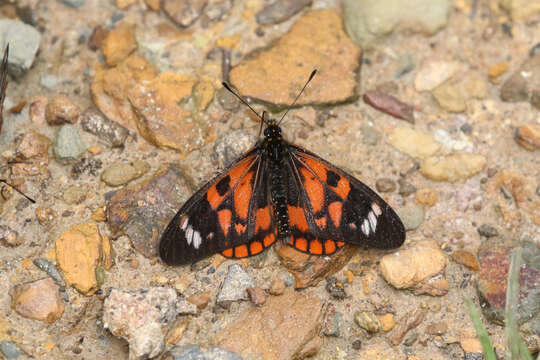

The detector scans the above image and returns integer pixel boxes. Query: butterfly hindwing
[159,146,276,265]
[284,144,405,254]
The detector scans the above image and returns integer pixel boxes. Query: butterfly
[159,70,405,265]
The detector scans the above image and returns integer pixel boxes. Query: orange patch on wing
[263,233,275,247]
[300,167,325,213]
[324,240,337,254]
[309,239,323,255]
[328,201,342,227]
[255,207,271,231]
[333,177,351,200]
[218,209,232,236]
[302,157,350,199]
[295,237,308,252]
[303,157,328,183]
[207,156,255,209]
[222,248,233,257]
[233,171,254,220]
[315,216,327,229]
[234,244,249,258]
[207,186,227,210]
[250,241,263,254]
[288,206,309,232]
[337,241,345,247]
[235,223,247,235]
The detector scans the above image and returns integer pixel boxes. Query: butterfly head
[262,111,282,139]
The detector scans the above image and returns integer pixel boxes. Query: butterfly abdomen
[264,123,291,240]
[269,159,290,239]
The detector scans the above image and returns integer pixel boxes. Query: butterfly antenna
[0,179,36,203]
[222,82,262,120]
[0,44,9,134]
[278,69,317,125]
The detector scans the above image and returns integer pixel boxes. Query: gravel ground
[0,0,539,359]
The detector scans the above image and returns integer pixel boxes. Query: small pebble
[0,341,23,360]
[354,311,382,333]
[415,188,438,206]
[247,287,267,306]
[363,90,415,123]
[351,339,362,350]
[52,125,87,164]
[325,276,346,300]
[216,264,255,307]
[488,61,509,80]
[269,277,286,295]
[40,74,58,89]
[0,225,23,247]
[46,93,80,125]
[477,224,498,237]
[375,178,396,193]
[452,250,479,271]
[80,108,129,148]
[361,125,380,145]
[61,0,85,7]
[398,179,416,196]
[397,202,425,231]
[425,322,448,335]
[255,0,312,25]
[186,292,211,310]
[100,161,150,187]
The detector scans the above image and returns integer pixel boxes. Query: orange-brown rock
[276,242,357,289]
[144,0,160,11]
[10,278,65,323]
[452,249,479,271]
[514,124,540,151]
[128,72,213,155]
[230,10,361,108]
[217,289,323,359]
[101,22,137,66]
[91,55,158,133]
[55,223,112,295]
[11,130,51,176]
[45,93,81,125]
[487,170,540,228]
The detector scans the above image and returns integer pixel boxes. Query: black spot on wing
[326,170,340,187]
[216,175,230,196]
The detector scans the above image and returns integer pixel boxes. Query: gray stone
[256,0,312,25]
[0,20,41,78]
[52,125,87,164]
[167,344,243,360]
[217,264,254,307]
[80,108,129,148]
[0,341,22,360]
[213,130,256,168]
[361,125,380,145]
[40,74,58,90]
[60,0,85,7]
[397,202,424,231]
[343,0,450,47]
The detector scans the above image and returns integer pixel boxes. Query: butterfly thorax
[263,122,291,240]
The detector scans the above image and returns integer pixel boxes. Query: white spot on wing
[372,202,382,216]
[193,231,202,249]
[362,219,370,236]
[368,211,377,232]
[186,226,194,245]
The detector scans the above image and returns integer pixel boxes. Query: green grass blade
[505,247,533,360]
[465,298,497,360]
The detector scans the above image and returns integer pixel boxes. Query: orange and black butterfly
[159,70,405,265]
